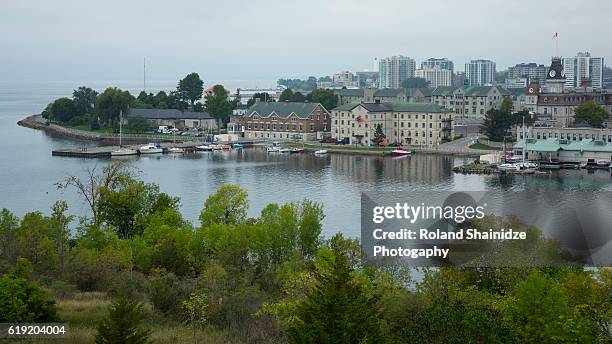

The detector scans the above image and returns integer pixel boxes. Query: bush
[0,273,57,322]
[48,280,79,299]
[95,295,151,344]
[146,268,185,315]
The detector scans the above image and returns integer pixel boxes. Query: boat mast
[119,109,123,147]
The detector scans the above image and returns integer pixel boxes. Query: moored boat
[290,148,305,154]
[279,148,291,153]
[196,144,212,151]
[111,147,138,156]
[168,147,185,153]
[390,149,411,157]
[232,143,243,149]
[267,146,280,153]
[314,149,328,155]
[138,143,163,154]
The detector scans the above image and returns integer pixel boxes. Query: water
[1,81,611,238]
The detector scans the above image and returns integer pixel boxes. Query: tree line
[0,161,610,343]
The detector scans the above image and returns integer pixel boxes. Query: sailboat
[168,129,185,153]
[111,109,138,156]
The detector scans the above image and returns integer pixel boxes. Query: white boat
[196,144,212,151]
[168,147,185,153]
[267,146,280,153]
[279,148,291,153]
[314,149,328,155]
[139,143,163,154]
[111,147,137,156]
[210,144,222,151]
[111,110,138,156]
[497,163,519,172]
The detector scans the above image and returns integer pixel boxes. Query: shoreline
[18,115,489,157]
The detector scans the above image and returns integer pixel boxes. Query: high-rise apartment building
[379,55,416,89]
[415,68,452,87]
[421,58,454,73]
[464,59,496,86]
[508,63,547,85]
[563,52,604,88]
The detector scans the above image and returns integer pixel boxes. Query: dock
[52,141,257,158]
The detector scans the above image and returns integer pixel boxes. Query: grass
[10,291,240,344]
[469,143,498,150]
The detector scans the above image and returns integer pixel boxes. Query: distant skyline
[1,0,610,84]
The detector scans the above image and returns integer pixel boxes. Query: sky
[1,0,611,85]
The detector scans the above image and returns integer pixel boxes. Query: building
[378,56,416,89]
[334,88,433,105]
[508,63,547,85]
[233,86,286,105]
[415,68,453,87]
[516,124,612,143]
[453,72,466,87]
[128,108,217,130]
[356,71,379,88]
[505,77,528,89]
[331,102,453,147]
[421,58,454,72]
[430,85,510,117]
[230,101,330,141]
[465,59,496,86]
[513,138,612,164]
[332,71,358,88]
[563,52,604,89]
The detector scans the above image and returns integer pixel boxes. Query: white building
[563,52,604,89]
[508,63,547,85]
[421,58,454,72]
[332,71,357,87]
[233,86,286,105]
[505,77,528,89]
[379,56,416,89]
[415,68,452,87]
[465,59,496,86]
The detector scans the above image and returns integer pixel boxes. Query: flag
[356,115,364,123]
[552,32,558,39]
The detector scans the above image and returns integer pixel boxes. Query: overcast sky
[1,0,610,84]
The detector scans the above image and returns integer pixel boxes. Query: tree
[50,97,77,123]
[204,85,233,124]
[56,162,135,226]
[401,77,430,88]
[246,92,273,107]
[286,233,385,343]
[279,89,295,102]
[573,101,608,128]
[199,185,248,227]
[481,97,514,142]
[126,116,154,133]
[177,72,204,107]
[96,87,134,128]
[0,273,57,322]
[72,86,98,115]
[372,124,386,145]
[307,88,338,110]
[95,295,151,344]
[292,92,306,102]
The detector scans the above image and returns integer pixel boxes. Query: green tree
[50,97,77,123]
[307,88,339,110]
[0,208,19,264]
[177,72,204,107]
[573,100,608,128]
[126,116,154,133]
[246,92,273,107]
[286,234,385,343]
[199,185,249,227]
[95,295,151,344]
[292,92,306,102]
[401,77,430,88]
[96,87,134,128]
[372,124,386,145]
[0,273,57,322]
[204,85,233,124]
[279,88,295,102]
[72,86,98,115]
[481,97,514,142]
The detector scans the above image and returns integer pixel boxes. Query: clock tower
[544,57,566,93]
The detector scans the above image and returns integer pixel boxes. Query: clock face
[549,70,556,78]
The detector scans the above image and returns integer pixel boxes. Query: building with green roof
[331,101,453,147]
[513,138,612,164]
[230,101,330,141]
